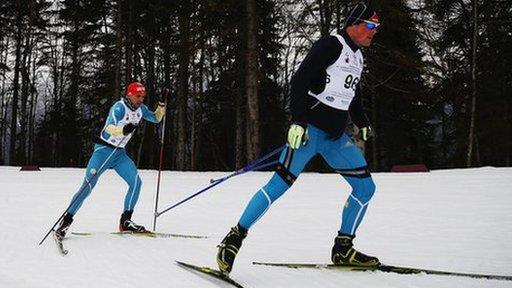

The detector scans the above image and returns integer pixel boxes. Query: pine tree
[363,0,427,170]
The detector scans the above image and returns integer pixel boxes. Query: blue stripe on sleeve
[140,104,158,123]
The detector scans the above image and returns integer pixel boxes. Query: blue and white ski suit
[67,98,161,215]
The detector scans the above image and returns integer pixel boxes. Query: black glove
[122,123,137,135]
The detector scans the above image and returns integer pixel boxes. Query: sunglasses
[361,19,380,30]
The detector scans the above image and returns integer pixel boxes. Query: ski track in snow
[1,166,512,288]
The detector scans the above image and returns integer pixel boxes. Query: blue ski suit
[67,98,162,215]
[238,30,376,236]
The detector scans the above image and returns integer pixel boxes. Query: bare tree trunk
[190,90,196,170]
[50,37,63,166]
[145,43,156,166]
[245,0,260,163]
[506,91,511,166]
[69,20,80,108]
[54,38,66,166]
[125,0,133,82]
[371,92,378,171]
[9,0,24,165]
[29,49,38,163]
[235,26,245,169]
[191,40,205,171]
[176,0,191,170]
[19,0,34,164]
[114,0,123,98]
[236,92,245,169]
[0,37,9,163]
[162,21,173,170]
[20,46,30,164]
[63,15,81,167]
[466,0,478,167]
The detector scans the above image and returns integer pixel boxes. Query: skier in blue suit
[217,2,381,273]
[55,82,167,240]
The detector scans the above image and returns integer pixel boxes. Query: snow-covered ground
[1,166,512,288]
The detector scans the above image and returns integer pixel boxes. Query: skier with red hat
[54,82,168,240]
[216,1,381,274]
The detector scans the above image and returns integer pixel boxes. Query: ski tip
[176,260,244,287]
[175,261,212,272]
[175,260,192,268]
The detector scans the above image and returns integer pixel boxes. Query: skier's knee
[365,178,376,199]
[360,178,375,202]
[263,175,291,203]
[353,178,376,203]
[124,173,142,190]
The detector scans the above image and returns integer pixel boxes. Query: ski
[252,262,512,281]
[176,261,244,288]
[52,230,68,255]
[71,231,207,239]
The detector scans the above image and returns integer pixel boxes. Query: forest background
[0,0,510,172]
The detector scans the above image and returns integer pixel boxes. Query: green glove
[287,123,308,149]
[359,126,373,141]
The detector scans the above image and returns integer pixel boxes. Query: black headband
[344,2,376,27]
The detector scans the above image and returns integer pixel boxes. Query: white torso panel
[309,34,364,111]
[100,100,143,148]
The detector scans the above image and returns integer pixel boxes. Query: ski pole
[38,136,128,246]
[210,158,280,185]
[209,144,285,183]
[156,158,281,217]
[152,90,169,231]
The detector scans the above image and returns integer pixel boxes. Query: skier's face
[127,93,146,108]
[350,22,378,47]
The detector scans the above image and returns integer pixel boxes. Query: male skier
[217,1,381,273]
[54,82,167,240]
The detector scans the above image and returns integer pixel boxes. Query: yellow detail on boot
[333,236,380,267]
[346,248,379,267]
[216,248,230,273]
[217,258,229,272]
[216,244,239,273]
[226,245,239,255]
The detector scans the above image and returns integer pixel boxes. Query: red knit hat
[126,82,146,97]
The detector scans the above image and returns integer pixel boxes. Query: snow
[1,166,512,288]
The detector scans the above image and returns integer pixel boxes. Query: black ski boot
[331,233,380,267]
[119,210,147,232]
[55,213,74,241]
[216,224,247,274]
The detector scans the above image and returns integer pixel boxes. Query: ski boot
[216,224,247,274]
[331,233,380,267]
[119,210,147,232]
[55,213,74,241]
